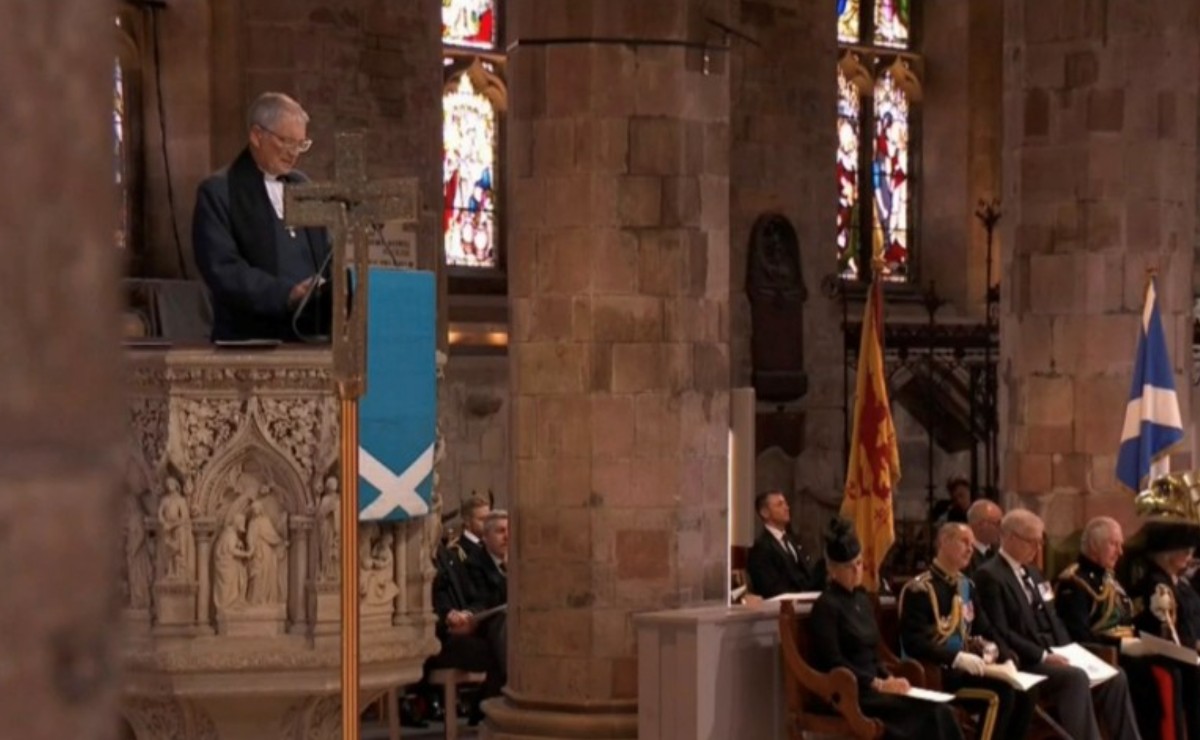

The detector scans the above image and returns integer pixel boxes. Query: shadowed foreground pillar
[0,1,124,738]
[491,0,732,736]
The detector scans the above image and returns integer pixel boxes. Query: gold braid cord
[901,574,964,644]
[953,688,999,740]
[1059,564,1122,636]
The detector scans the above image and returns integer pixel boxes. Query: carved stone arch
[194,409,309,524]
[122,697,217,740]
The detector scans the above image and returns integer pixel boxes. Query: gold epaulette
[447,538,468,563]
[898,572,933,616]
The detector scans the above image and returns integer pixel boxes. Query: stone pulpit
[120,345,440,739]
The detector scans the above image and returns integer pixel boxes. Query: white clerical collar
[463,530,481,545]
[263,172,285,220]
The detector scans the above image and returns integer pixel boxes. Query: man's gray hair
[247,92,309,131]
[483,509,509,534]
[1000,509,1042,537]
[937,522,971,548]
[1081,517,1120,555]
[967,499,1001,526]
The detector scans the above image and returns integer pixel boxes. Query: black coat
[745,528,822,598]
[1054,555,1135,645]
[899,563,1011,667]
[465,545,507,614]
[974,555,1069,668]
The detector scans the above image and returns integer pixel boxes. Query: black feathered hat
[824,516,862,564]
[1143,520,1200,553]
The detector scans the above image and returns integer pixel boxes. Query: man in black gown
[808,517,965,740]
[900,522,1034,739]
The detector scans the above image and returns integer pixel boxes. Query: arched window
[836,0,921,284]
[114,9,144,265]
[442,1,506,272]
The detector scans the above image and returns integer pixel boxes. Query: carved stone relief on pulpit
[156,476,196,582]
[123,697,217,740]
[360,523,400,608]
[122,462,155,612]
[280,695,340,740]
[314,475,341,582]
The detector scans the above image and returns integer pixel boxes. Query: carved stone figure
[157,476,196,582]
[316,476,341,581]
[745,212,808,403]
[360,525,399,606]
[246,500,287,606]
[213,514,251,610]
[124,495,152,609]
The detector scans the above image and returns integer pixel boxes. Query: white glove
[952,651,987,676]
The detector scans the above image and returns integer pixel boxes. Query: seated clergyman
[900,522,1033,739]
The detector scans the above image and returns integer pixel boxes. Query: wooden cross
[283,132,418,740]
[285,132,419,396]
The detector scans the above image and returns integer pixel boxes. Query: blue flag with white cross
[1115,277,1184,492]
[358,268,436,521]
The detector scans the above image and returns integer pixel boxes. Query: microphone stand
[292,243,335,343]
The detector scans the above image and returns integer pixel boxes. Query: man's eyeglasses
[257,124,313,154]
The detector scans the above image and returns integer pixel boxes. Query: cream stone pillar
[0,0,123,736]
[194,518,217,634]
[1001,1,1198,537]
[288,516,312,634]
[493,1,731,736]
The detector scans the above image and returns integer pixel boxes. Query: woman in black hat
[807,517,964,740]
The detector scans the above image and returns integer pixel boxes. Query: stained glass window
[837,0,861,45]
[442,0,497,49]
[443,73,497,268]
[873,0,911,50]
[871,71,910,281]
[113,56,128,251]
[836,1,919,282]
[836,69,861,279]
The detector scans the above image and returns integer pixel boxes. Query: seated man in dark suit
[965,500,1002,578]
[745,490,822,598]
[974,509,1141,740]
[463,510,508,716]
[900,522,1034,739]
[1056,516,1174,740]
[453,494,490,563]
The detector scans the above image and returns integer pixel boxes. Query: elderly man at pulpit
[192,91,331,342]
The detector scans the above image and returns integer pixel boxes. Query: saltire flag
[358,269,437,521]
[1116,276,1184,492]
[841,277,900,593]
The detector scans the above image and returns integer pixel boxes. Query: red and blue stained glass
[871,71,910,281]
[836,68,861,279]
[837,0,861,45]
[443,74,497,268]
[442,0,497,49]
[114,57,127,250]
[873,0,911,50]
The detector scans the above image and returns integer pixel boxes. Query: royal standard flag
[1116,276,1184,492]
[358,269,436,521]
[841,278,900,593]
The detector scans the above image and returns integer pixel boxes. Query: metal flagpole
[340,391,360,740]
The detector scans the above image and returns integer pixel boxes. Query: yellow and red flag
[840,278,900,592]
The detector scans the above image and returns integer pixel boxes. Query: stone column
[493,0,730,736]
[194,518,217,634]
[1000,1,1198,537]
[0,0,123,735]
[391,521,408,621]
[288,516,312,634]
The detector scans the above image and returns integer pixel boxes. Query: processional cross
[285,132,418,740]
